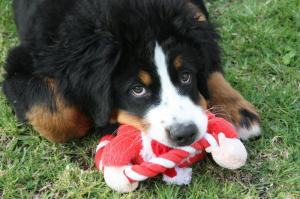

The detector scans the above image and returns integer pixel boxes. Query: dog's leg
[26,79,92,143]
[4,76,91,143]
[3,47,91,143]
[207,72,261,140]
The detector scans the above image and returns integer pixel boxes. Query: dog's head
[69,0,220,147]
[106,0,220,147]
[113,43,209,147]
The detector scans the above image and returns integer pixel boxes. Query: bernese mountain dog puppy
[3,0,260,146]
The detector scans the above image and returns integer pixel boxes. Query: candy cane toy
[94,112,247,193]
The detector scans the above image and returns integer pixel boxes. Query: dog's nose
[168,123,198,146]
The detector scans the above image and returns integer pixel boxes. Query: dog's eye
[180,73,192,84]
[131,86,147,97]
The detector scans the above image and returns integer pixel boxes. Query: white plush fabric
[163,167,192,185]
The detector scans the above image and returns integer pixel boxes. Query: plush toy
[94,112,247,193]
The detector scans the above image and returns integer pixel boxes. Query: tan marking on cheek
[198,93,208,109]
[26,79,91,143]
[174,55,183,70]
[109,109,119,123]
[139,70,152,86]
[116,110,149,132]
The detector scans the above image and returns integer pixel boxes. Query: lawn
[0,0,299,198]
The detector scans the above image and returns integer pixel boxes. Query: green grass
[0,0,299,198]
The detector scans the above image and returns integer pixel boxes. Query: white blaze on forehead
[154,44,174,99]
[144,43,208,147]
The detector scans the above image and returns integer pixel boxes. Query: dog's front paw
[207,72,261,140]
[237,107,261,140]
[228,100,261,140]
[210,97,261,141]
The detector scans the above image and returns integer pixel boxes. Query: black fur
[3,0,221,128]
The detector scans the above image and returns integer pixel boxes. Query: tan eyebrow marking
[111,109,149,132]
[138,70,152,86]
[174,55,183,70]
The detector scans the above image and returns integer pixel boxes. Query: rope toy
[94,112,247,193]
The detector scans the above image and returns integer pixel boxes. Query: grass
[0,0,299,198]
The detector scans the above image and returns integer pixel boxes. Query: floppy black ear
[190,23,221,98]
[191,23,221,99]
[77,54,119,126]
[36,31,121,127]
[68,43,121,127]
[173,3,221,98]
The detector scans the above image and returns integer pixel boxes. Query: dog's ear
[173,1,221,98]
[38,32,121,127]
[74,43,121,127]
[190,23,221,98]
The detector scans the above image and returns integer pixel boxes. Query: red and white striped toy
[94,112,247,193]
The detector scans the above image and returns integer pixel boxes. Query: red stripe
[130,149,191,178]
[123,169,136,183]
[132,162,165,177]
[179,152,206,168]
[160,149,189,163]
[192,139,206,150]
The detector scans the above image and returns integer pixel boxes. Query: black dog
[3,0,260,145]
